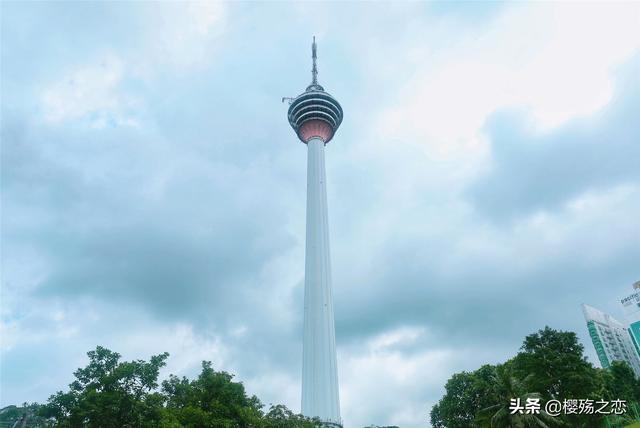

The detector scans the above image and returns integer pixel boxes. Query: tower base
[319,422,343,428]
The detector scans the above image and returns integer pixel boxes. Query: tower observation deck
[287,37,343,144]
[285,37,343,428]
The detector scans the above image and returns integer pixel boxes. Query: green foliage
[161,361,264,427]
[29,346,313,428]
[513,326,605,427]
[263,404,318,428]
[431,326,640,428]
[40,346,169,427]
[429,365,499,428]
[512,326,600,402]
[476,365,559,428]
[600,361,640,404]
[0,403,48,427]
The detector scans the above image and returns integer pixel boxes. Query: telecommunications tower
[285,37,344,427]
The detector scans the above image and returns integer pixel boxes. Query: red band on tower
[298,120,334,143]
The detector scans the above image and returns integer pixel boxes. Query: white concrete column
[302,137,341,425]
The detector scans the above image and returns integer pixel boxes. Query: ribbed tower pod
[285,37,344,428]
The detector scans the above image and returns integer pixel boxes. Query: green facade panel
[629,322,640,358]
[587,320,610,368]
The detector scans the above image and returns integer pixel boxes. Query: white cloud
[5,2,640,427]
[245,370,301,412]
[0,320,19,352]
[339,328,458,428]
[436,184,640,282]
[377,2,640,163]
[38,2,227,127]
[1,298,234,401]
[40,54,140,128]
[137,1,226,72]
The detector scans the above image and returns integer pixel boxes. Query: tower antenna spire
[311,36,318,85]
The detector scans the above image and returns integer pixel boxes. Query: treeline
[4,327,640,428]
[1,346,318,428]
[430,326,640,428]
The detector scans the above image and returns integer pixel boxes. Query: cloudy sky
[1,1,639,427]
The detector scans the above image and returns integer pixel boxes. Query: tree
[512,327,605,427]
[161,363,317,428]
[430,365,499,428]
[476,365,559,428]
[161,361,264,427]
[6,346,330,427]
[430,327,630,428]
[599,361,640,423]
[32,345,318,428]
[600,361,640,403]
[512,326,600,401]
[0,403,48,427]
[263,404,317,428]
[40,346,169,427]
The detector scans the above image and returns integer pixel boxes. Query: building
[581,303,640,377]
[285,38,344,428]
[621,280,640,358]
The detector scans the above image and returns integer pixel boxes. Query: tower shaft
[302,137,341,425]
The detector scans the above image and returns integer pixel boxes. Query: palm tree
[476,365,562,428]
